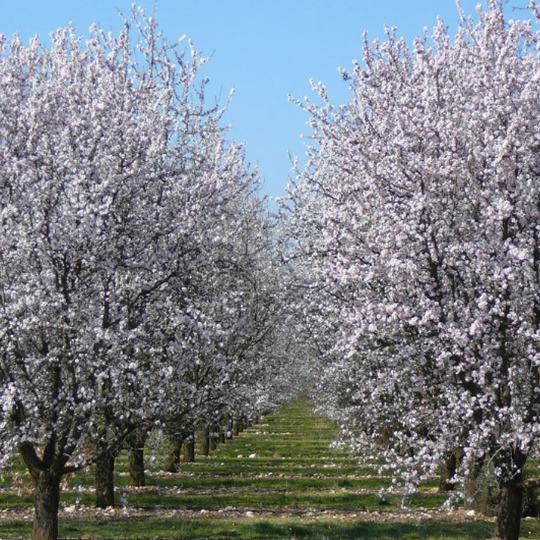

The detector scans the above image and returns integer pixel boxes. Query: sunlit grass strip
[0,490,453,511]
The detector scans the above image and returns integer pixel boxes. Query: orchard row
[3,3,540,540]
[287,3,540,540]
[0,9,299,540]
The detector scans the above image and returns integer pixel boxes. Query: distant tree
[287,2,540,539]
[155,158,293,466]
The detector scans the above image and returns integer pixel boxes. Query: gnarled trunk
[20,439,64,540]
[32,469,61,540]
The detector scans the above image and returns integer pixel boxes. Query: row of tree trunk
[94,419,249,508]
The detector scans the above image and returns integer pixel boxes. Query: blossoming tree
[0,9,284,539]
[287,2,540,539]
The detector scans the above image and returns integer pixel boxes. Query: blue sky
[0,1,520,202]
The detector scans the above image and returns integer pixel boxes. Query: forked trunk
[95,449,116,508]
[32,469,61,540]
[495,475,523,540]
[128,431,146,487]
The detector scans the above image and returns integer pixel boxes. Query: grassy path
[1,398,539,538]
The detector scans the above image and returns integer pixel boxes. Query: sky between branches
[0,0,526,203]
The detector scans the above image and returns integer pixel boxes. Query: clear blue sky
[0,1,523,202]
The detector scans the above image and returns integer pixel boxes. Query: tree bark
[522,480,539,517]
[32,469,61,540]
[464,455,485,508]
[226,418,234,439]
[20,439,64,540]
[200,427,210,457]
[438,450,458,492]
[219,426,226,444]
[495,474,524,540]
[95,449,116,508]
[210,425,218,451]
[127,430,146,487]
[163,436,183,472]
[233,419,243,436]
[182,432,195,463]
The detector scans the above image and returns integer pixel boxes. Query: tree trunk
[95,449,116,508]
[210,425,218,451]
[495,474,523,540]
[226,418,234,439]
[522,480,539,517]
[182,433,195,463]
[464,455,501,516]
[219,426,226,444]
[200,427,210,457]
[32,469,61,540]
[464,456,485,507]
[438,451,458,492]
[163,436,183,472]
[128,431,146,487]
[233,419,243,436]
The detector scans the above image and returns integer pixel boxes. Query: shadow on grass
[252,520,498,539]
[0,517,524,540]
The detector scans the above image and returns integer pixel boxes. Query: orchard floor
[1,398,540,539]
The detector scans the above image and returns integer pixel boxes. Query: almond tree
[287,2,540,539]
[0,10,235,539]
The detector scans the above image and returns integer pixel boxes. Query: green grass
[81,491,449,511]
[0,516,525,540]
[71,473,396,490]
[0,397,538,538]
